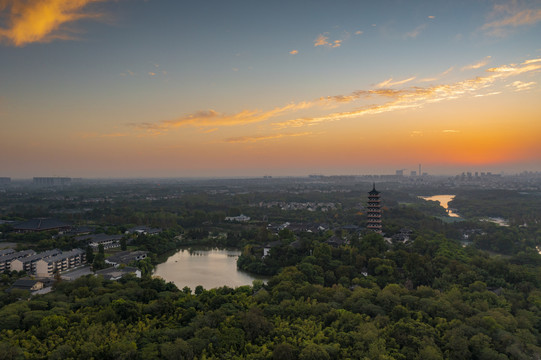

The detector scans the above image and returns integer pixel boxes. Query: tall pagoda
[366,183,382,233]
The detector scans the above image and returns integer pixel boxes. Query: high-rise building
[366,183,382,233]
[33,177,71,186]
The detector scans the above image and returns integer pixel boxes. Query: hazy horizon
[4,165,539,181]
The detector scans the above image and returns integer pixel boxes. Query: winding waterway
[153,248,266,290]
[419,195,460,217]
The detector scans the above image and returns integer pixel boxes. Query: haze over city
[1,0,540,178]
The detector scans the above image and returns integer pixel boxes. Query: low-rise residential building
[67,226,94,236]
[35,249,86,277]
[225,214,250,222]
[127,226,161,235]
[105,251,148,267]
[10,279,44,292]
[78,234,123,250]
[95,266,141,280]
[10,249,62,274]
[0,250,36,272]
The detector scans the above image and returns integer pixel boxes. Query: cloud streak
[508,80,536,91]
[483,4,541,36]
[224,132,312,143]
[79,132,129,139]
[376,77,416,88]
[273,58,541,129]
[133,102,317,134]
[0,0,108,47]
[131,57,540,137]
[462,56,491,70]
[405,24,427,38]
[419,67,454,82]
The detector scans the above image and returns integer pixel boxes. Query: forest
[0,178,540,359]
[1,232,541,359]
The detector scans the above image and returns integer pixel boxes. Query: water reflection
[419,195,460,217]
[153,248,266,290]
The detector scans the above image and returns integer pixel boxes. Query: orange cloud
[130,57,540,138]
[274,58,541,129]
[0,0,107,47]
[289,49,298,55]
[134,102,317,133]
[314,33,342,48]
[314,34,329,47]
[523,58,541,65]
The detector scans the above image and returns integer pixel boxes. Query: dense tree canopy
[1,231,541,359]
[1,179,540,358]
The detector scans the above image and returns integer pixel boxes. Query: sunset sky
[1,0,540,178]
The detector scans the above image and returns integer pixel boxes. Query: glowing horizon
[1,1,540,178]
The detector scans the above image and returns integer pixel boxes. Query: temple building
[367,183,382,233]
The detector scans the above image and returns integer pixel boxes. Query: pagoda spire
[366,183,382,233]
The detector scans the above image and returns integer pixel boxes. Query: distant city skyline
[1,167,538,181]
[1,1,540,178]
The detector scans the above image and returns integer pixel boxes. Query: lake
[153,248,266,290]
[419,195,460,217]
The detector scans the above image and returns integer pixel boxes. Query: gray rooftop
[39,249,85,264]
[0,250,37,263]
[14,249,62,263]
[13,218,71,231]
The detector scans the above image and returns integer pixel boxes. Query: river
[419,195,460,217]
[153,248,266,290]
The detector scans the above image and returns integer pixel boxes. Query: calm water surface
[154,248,265,290]
[419,195,460,217]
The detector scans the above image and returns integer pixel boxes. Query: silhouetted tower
[367,183,382,233]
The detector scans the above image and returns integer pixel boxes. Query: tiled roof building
[35,249,86,277]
